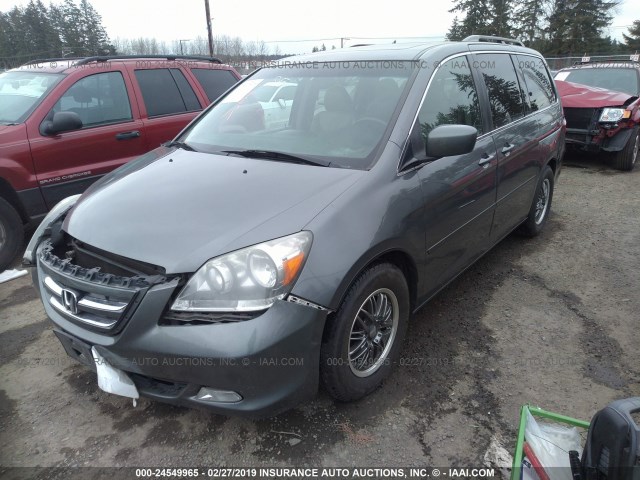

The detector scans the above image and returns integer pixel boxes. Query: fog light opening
[195,387,242,403]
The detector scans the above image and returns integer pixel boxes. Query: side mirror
[425,124,478,158]
[277,98,287,108]
[42,111,83,135]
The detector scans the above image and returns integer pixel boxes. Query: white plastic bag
[524,410,581,480]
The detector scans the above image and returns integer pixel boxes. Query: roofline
[21,54,222,67]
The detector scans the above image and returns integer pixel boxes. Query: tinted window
[418,56,483,140]
[275,86,296,101]
[170,69,201,111]
[516,55,555,111]
[476,54,525,129]
[53,72,132,127]
[191,68,238,102]
[135,69,201,117]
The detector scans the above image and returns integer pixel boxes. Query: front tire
[0,197,23,272]
[610,127,639,171]
[320,263,409,402]
[518,165,554,237]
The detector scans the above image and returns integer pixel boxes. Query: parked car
[25,36,564,417]
[554,58,640,170]
[0,55,240,271]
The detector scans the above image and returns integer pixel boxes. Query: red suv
[0,55,240,270]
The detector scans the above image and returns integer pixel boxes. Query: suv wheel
[518,165,555,237]
[611,126,639,171]
[0,197,23,272]
[320,263,409,401]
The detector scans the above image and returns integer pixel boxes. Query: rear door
[128,66,205,149]
[473,53,540,241]
[413,55,498,296]
[27,67,150,208]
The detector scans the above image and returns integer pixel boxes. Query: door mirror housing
[42,111,83,135]
[425,124,478,158]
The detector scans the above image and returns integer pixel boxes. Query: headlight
[599,108,627,122]
[23,194,81,265]
[171,231,312,312]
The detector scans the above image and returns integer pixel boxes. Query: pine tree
[489,0,513,38]
[623,20,640,51]
[448,0,495,39]
[513,0,549,44]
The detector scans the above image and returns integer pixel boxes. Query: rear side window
[476,54,525,129]
[191,68,238,102]
[135,68,201,117]
[53,71,132,127]
[516,55,555,111]
[418,56,484,138]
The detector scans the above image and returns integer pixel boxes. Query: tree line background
[1,0,639,70]
[447,0,640,54]
[0,0,284,69]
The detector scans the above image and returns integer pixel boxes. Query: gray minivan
[25,36,564,416]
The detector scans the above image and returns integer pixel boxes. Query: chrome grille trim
[44,275,129,330]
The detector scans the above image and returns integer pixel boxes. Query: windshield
[0,71,64,124]
[558,68,640,96]
[182,63,414,169]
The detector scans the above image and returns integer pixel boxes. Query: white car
[253,81,297,129]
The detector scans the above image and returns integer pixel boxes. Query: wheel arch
[0,177,28,224]
[328,246,419,314]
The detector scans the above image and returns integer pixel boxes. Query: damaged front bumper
[34,239,328,417]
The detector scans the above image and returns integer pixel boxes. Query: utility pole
[179,39,190,55]
[204,0,214,57]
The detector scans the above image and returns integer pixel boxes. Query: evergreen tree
[513,0,549,44]
[623,20,640,51]
[448,0,494,39]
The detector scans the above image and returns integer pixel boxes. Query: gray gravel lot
[1,153,638,474]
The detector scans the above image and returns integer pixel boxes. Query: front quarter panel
[291,142,425,311]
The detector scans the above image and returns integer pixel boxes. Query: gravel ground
[0,152,638,476]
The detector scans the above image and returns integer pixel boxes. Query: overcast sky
[1,0,638,55]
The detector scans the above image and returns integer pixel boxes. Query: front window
[182,63,414,169]
[0,71,63,124]
[557,68,640,96]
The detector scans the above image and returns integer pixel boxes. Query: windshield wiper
[163,140,197,152]
[221,149,330,167]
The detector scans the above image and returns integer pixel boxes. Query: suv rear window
[191,68,238,102]
[135,68,201,117]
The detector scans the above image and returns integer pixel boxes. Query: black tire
[0,197,24,272]
[518,165,554,237]
[610,127,639,171]
[320,263,409,402]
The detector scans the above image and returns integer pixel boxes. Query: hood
[0,123,27,143]
[64,148,363,273]
[555,80,636,109]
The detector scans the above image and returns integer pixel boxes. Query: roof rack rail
[22,54,222,67]
[463,35,524,47]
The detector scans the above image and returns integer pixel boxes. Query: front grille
[44,276,130,329]
[564,107,599,130]
[38,239,167,334]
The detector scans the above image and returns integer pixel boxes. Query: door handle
[501,143,516,156]
[115,131,140,140]
[478,152,495,167]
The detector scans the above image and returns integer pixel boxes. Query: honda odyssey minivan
[26,36,564,416]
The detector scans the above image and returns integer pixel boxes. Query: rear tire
[0,197,23,272]
[610,127,639,171]
[518,165,554,237]
[320,263,409,402]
